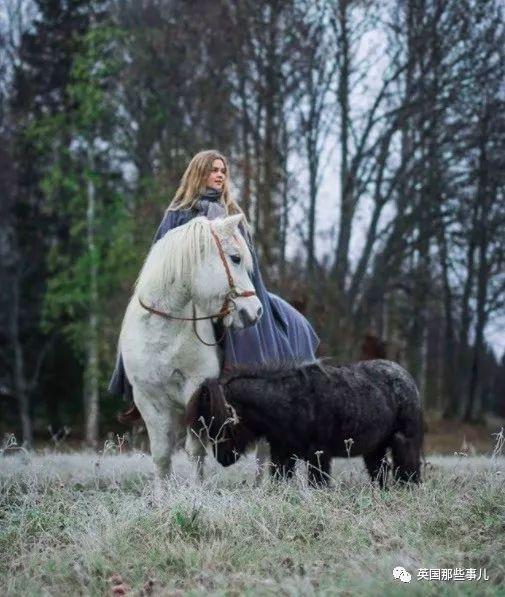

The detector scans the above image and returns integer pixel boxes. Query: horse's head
[193,214,262,330]
[135,215,262,331]
[186,379,254,466]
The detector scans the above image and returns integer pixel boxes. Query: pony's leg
[391,432,422,484]
[308,453,331,487]
[363,443,390,488]
[253,439,270,487]
[269,448,295,481]
[133,392,175,478]
[270,459,295,481]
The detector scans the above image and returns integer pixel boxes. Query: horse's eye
[230,254,241,265]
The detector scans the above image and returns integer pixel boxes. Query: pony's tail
[117,403,143,425]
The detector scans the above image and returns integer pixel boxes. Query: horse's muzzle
[239,304,263,328]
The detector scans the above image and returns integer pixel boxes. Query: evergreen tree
[5,0,104,445]
[36,23,129,448]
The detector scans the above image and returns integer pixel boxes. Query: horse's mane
[133,216,252,298]
[134,217,214,296]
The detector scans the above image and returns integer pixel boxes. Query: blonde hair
[167,150,246,220]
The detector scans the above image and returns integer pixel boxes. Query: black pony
[186,359,423,487]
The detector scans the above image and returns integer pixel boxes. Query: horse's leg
[185,427,206,481]
[134,391,174,478]
[166,406,206,481]
[308,452,331,487]
[253,439,270,486]
[363,442,390,488]
[391,431,422,484]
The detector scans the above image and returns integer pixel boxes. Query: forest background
[0,0,504,450]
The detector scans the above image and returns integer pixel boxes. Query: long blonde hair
[168,150,245,220]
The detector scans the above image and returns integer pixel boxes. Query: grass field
[1,446,504,596]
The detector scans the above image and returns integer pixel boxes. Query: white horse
[119,214,262,478]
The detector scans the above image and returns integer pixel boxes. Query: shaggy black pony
[186,359,423,487]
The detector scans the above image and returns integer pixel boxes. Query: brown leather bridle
[139,226,257,346]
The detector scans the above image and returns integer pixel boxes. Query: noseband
[139,225,257,346]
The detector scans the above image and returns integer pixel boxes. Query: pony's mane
[219,359,330,384]
[186,377,254,451]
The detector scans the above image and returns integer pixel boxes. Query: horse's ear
[216,214,243,238]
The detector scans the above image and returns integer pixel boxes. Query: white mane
[134,217,214,296]
[134,216,253,297]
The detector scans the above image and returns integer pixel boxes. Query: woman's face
[206,159,226,192]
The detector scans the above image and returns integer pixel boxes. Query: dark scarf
[195,187,224,216]
[200,187,223,201]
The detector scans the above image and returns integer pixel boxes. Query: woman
[109,149,319,400]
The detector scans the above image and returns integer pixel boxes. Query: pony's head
[135,214,262,330]
[186,379,255,466]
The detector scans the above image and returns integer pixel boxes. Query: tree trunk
[333,0,351,291]
[463,103,492,422]
[279,117,289,278]
[85,150,100,449]
[260,2,281,271]
[437,225,457,417]
[10,274,33,448]
[306,127,318,280]
[465,264,488,422]
[464,157,490,421]
[447,200,478,418]
[238,66,252,223]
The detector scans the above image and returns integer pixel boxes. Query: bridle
[138,226,257,346]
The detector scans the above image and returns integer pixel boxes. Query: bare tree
[290,0,337,282]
